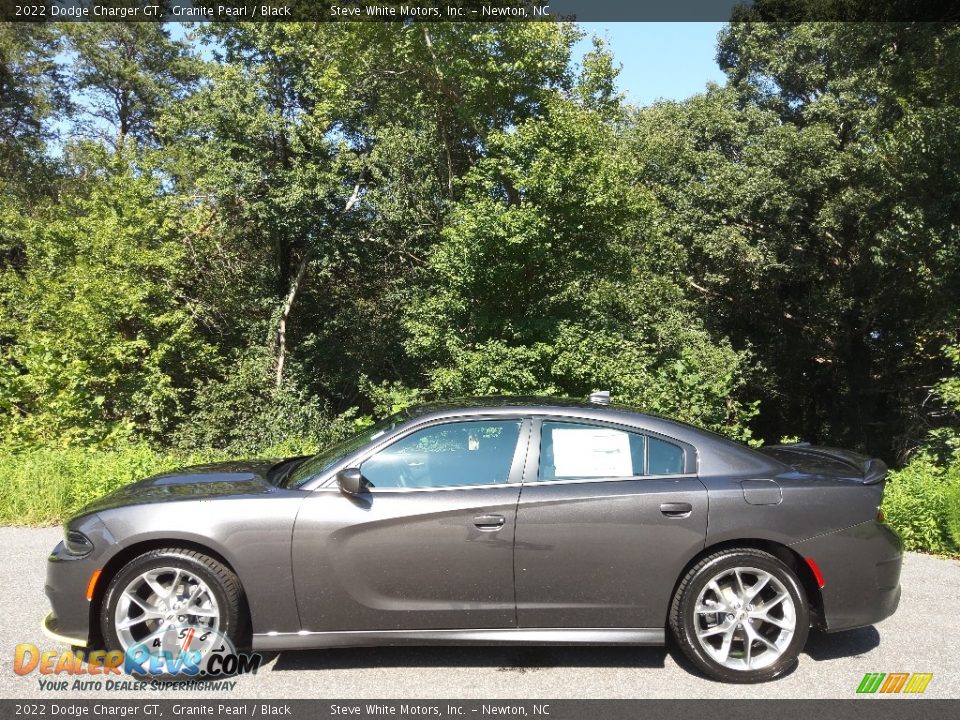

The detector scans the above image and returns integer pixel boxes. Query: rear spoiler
[760,443,889,484]
[862,458,888,485]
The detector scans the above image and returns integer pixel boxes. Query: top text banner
[2,0,959,22]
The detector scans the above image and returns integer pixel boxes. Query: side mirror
[336,468,368,496]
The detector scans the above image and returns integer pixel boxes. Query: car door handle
[660,502,693,517]
[473,514,506,530]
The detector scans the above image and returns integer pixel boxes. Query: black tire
[669,548,810,683]
[100,547,245,654]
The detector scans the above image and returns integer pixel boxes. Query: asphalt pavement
[1,526,957,700]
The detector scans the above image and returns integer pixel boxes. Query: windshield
[286,412,407,487]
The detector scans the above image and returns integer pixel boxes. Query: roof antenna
[589,390,611,405]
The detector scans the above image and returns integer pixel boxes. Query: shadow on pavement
[267,645,668,672]
[803,626,880,661]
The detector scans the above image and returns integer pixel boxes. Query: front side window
[538,421,684,480]
[360,420,522,489]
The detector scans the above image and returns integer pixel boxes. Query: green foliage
[0,145,217,447]
[883,342,960,556]
[638,22,960,457]
[65,23,196,146]
[405,98,757,439]
[926,345,960,462]
[0,445,226,526]
[173,349,357,457]
[0,24,66,191]
[947,479,960,552]
[2,21,960,537]
[883,456,960,556]
[940,346,960,409]
[359,376,426,418]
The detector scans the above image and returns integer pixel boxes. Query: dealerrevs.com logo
[856,672,933,694]
[15,625,262,692]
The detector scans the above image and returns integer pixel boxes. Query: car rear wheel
[100,548,244,661]
[669,548,809,683]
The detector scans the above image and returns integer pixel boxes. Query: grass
[0,445,227,526]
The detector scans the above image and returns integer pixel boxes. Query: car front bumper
[45,513,118,647]
[790,519,903,632]
[41,611,88,647]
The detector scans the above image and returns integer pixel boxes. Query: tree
[64,23,196,147]
[635,22,960,457]
[1,24,214,448]
[406,96,757,438]
[0,24,67,272]
[0,23,65,176]
[164,21,580,405]
[0,144,216,446]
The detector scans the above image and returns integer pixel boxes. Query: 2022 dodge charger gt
[43,397,903,683]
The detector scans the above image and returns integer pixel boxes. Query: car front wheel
[100,547,244,664]
[669,548,810,683]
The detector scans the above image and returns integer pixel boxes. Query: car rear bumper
[790,519,903,632]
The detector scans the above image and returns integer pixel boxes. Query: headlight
[63,528,94,556]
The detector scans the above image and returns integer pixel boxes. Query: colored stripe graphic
[857,672,933,694]
[880,673,910,693]
[903,673,933,694]
[857,673,886,693]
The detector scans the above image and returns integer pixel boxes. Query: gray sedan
[44,397,902,683]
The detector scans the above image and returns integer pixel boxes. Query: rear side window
[538,422,685,481]
[648,436,685,475]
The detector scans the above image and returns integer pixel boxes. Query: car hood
[73,458,289,518]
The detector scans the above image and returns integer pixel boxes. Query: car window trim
[355,481,527,494]
[521,474,699,488]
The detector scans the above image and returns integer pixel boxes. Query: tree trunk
[273,182,363,387]
[274,257,309,388]
[423,27,455,197]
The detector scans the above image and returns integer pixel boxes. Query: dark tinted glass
[649,436,684,475]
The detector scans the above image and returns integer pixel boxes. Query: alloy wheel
[692,566,797,671]
[114,565,220,655]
